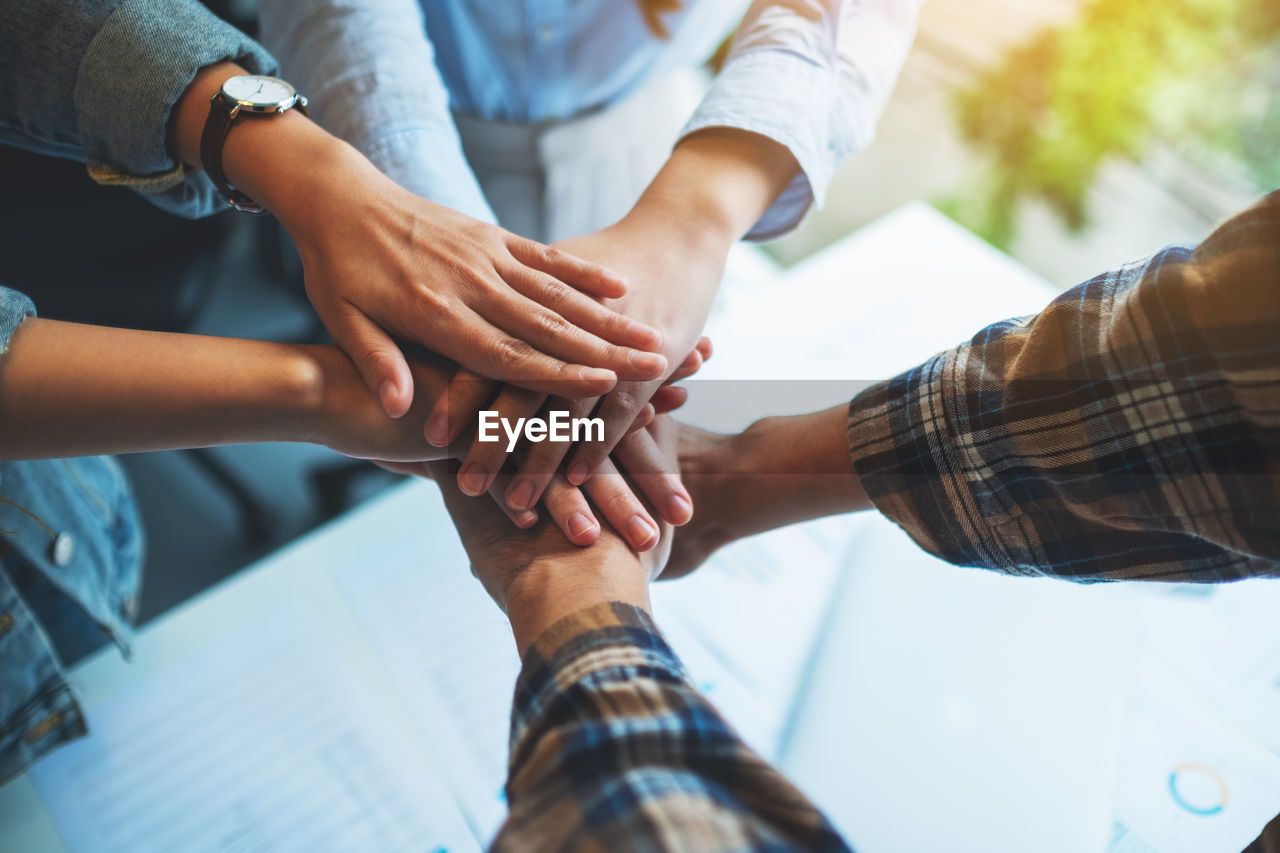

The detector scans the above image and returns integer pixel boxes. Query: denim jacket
[0,286,144,783]
[0,0,277,219]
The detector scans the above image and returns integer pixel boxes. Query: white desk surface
[5,203,1278,853]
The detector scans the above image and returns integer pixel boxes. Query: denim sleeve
[0,286,36,355]
[683,0,920,241]
[0,0,277,219]
[259,0,497,223]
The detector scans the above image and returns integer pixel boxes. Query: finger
[650,385,688,415]
[626,403,656,435]
[489,287,667,381]
[450,324,622,397]
[667,348,703,384]
[506,237,628,300]
[457,385,546,497]
[485,468,539,529]
[425,369,499,447]
[582,457,661,551]
[566,379,661,485]
[665,335,714,384]
[332,303,415,418]
[696,335,712,362]
[614,428,693,526]
[505,395,594,512]
[504,264,662,351]
[540,476,601,546]
[429,459,536,531]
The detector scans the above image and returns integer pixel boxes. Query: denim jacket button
[51,532,75,567]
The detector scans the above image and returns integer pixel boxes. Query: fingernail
[508,480,536,511]
[567,512,597,539]
[628,514,657,548]
[568,461,591,486]
[628,350,667,375]
[516,510,539,528]
[581,367,616,385]
[458,462,488,496]
[379,380,399,417]
[628,321,661,348]
[666,494,692,522]
[602,269,628,291]
[424,411,449,446]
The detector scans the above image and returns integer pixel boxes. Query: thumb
[332,305,414,418]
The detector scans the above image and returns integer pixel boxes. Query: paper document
[651,514,868,757]
[29,607,477,853]
[331,508,867,839]
[330,527,520,842]
[1108,658,1280,853]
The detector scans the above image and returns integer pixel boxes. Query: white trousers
[453,71,704,244]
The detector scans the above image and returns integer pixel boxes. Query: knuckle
[604,388,643,418]
[491,336,535,369]
[539,278,572,311]
[534,310,570,339]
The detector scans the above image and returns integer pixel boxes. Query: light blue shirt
[260,0,922,241]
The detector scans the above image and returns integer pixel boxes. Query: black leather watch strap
[199,90,308,214]
[199,93,262,212]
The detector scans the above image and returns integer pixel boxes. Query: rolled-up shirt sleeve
[259,0,497,223]
[496,601,848,851]
[0,0,277,219]
[683,0,921,242]
[0,286,36,356]
[847,191,1280,583]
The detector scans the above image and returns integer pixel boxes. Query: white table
[5,204,1277,853]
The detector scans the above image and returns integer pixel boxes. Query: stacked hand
[427,416,681,653]
[178,62,797,540]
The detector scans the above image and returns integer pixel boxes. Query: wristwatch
[200,74,309,213]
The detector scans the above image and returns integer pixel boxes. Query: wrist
[226,117,379,232]
[504,548,650,656]
[302,344,384,448]
[167,61,385,230]
[629,127,799,247]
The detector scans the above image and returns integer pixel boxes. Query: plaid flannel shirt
[493,602,849,852]
[849,191,1280,582]
[491,194,1279,852]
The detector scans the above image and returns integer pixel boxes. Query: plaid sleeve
[848,191,1280,583]
[491,602,849,852]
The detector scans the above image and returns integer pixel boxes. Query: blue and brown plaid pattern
[849,191,1280,583]
[494,601,849,852]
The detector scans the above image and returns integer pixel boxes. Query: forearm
[0,318,452,460]
[0,318,324,458]
[167,60,381,233]
[681,0,922,240]
[687,406,872,544]
[628,128,799,252]
[503,542,649,657]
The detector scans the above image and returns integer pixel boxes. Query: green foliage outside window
[941,0,1280,248]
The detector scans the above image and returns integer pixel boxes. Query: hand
[430,338,710,549]
[556,128,802,485]
[280,162,671,417]
[557,214,727,484]
[425,417,681,653]
[168,63,668,421]
[306,345,456,463]
[665,410,874,580]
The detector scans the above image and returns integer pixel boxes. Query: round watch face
[221,75,296,109]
